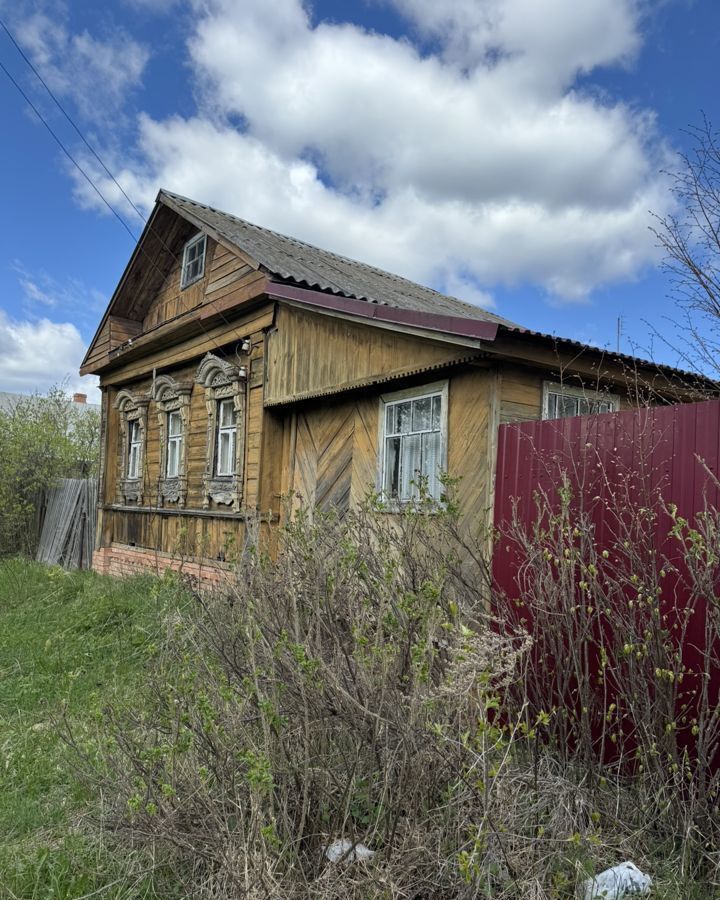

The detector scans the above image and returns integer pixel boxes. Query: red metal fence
[492,399,720,766]
[494,398,720,584]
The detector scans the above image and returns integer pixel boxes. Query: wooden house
[81,191,705,581]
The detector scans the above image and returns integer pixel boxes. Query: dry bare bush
[78,487,720,897]
[496,449,720,888]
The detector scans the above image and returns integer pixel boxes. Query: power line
[0,59,140,243]
[0,31,244,364]
[0,16,148,228]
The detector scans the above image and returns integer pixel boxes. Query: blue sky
[0,0,718,401]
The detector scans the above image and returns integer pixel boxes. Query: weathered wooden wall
[142,240,259,332]
[278,366,498,538]
[265,305,479,406]
[98,302,273,560]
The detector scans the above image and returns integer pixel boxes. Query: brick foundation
[92,543,231,587]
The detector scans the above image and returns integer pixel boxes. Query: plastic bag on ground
[580,861,652,899]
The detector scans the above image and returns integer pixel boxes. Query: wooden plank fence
[36,478,97,569]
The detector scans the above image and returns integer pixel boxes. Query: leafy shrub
[0,385,99,556]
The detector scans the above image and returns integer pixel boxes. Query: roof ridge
[159,189,514,325]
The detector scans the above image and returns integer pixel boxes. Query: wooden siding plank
[265,304,479,406]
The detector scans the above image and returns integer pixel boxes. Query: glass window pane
[167,440,177,477]
[168,412,180,436]
[412,396,432,431]
[422,431,442,499]
[386,403,397,435]
[559,396,578,418]
[128,445,137,479]
[220,399,236,427]
[400,433,422,500]
[396,401,412,434]
[218,432,229,474]
[384,436,401,498]
[432,395,441,430]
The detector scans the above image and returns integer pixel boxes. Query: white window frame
[180,233,207,288]
[215,398,237,477]
[114,389,150,504]
[377,380,449,507]
[127,419,142,479]
[542,382,621,421]
[166,410,184,477]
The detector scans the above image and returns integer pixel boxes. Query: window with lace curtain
[379,382,447,503]
[542,382,620,420]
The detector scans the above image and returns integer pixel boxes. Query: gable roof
[81,189,710,394]
[159,190,518,327]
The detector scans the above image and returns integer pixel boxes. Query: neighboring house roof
[0,391,100,415]
[159,190,518,327]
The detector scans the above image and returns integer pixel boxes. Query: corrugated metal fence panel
[493,400,720,764]
[494,400,720,591]
[492,400,720,756]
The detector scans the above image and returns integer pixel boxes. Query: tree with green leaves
[0,386,100,557]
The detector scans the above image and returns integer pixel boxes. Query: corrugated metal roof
[157,191,710,388]
[160,190,517,327]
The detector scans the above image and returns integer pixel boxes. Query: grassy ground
[0,558,713,898]
[0,559,187,899]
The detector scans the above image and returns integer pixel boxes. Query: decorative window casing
[195,353,247,511]
[542,382,620,420]
[152,374,193,506]
[114,389,150,503]
[181,233,206,288]
[378,381,448,505]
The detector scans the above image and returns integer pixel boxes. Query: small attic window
[181,233,206,288]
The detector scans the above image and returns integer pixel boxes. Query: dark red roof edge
[266,282,499,342]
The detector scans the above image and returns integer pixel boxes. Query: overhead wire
[0,21,250,364]
[0,57,141,243]
[1,19,259,538]
[0,16,148,229]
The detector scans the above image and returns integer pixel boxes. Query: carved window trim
[152,374,193,507]
[114,389,150,504]
[195,353,247,512]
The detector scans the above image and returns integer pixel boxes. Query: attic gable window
[181,233,206,288]
[379,381,448,505]
[542,383,620,420]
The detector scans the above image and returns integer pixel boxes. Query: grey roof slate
[0,391,99,415]
[160,190,518,328]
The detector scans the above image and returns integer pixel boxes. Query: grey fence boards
[36,478,97,569]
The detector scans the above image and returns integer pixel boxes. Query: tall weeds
[86,490,720,897]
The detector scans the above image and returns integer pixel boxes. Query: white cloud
[70,0,674,305]
[14,11,149,122]
[0,312,99,400]
[12,261,108,326]
[389,0,641,82]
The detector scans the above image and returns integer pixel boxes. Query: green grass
[0,559,189,899]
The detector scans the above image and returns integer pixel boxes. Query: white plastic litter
[324,839,375,863]
[580,861,652,899]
